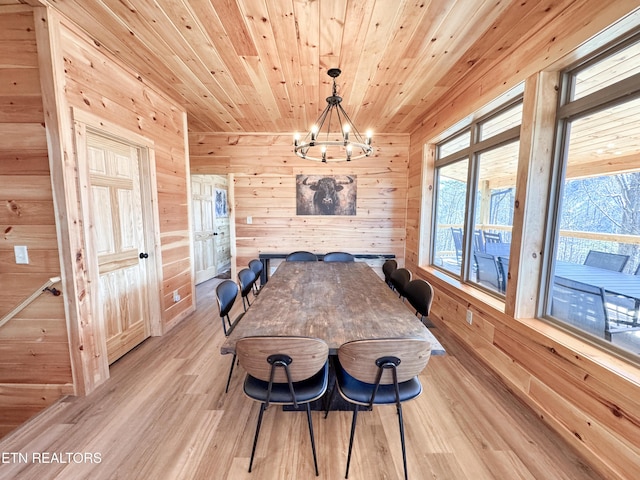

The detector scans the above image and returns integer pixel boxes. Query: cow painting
[296,175,357,216]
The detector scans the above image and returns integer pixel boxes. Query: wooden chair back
[236,336,328,383]
[338,338,431,384]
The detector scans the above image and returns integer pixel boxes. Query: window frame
[430,96,523,296]
[540,33,640,359]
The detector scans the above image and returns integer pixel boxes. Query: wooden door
[213,177,231,274]
[192,175,217,284]
[87,133,150,364]
[192,175,231,284]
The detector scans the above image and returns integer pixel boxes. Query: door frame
[191,174,233,284]
[72,108,163,357]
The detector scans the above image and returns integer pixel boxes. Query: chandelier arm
[322,105,335,143]
[310,104,332,144]
[293,68,373,162]
[336,104,367,143]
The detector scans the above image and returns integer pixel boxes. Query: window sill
[418,265,640,384]
[420,265,506,313]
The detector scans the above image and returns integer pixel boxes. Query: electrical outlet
[14,245,29,264]
[173,290,181,303]
[466,310,473,325]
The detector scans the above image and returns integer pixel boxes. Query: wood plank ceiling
[17,0,577,135]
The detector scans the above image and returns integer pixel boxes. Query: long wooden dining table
[220,260,445,357]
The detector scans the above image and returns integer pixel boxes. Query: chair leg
[248,403,266,473]
[345,405,359,479]
[396,404,408,480]
[225,353,236,393]
[324,383,337,419]
[221,316,228,336]
[306,403,319,476]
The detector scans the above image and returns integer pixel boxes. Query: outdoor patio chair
[483,231,502,244]
[474,252,502,292]
[473,230,485,253]
[551,277,611,340]
[583,250,629,272]
[497,256,509,293]
[451,227,463,264]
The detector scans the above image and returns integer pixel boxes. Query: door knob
[139,252,149,259]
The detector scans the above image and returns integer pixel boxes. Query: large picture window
[544,37,640,357]
[431,99,522,296]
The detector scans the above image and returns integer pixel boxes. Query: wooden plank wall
[189,133,409,272]
[0,5,193,438]
[404,5,640,480]
[57,19,193,333]
[0,6,73,439]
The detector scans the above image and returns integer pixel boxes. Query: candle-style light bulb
[321,145,327,162]
[310,125,318,143]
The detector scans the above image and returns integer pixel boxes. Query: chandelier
[294,68,373,162]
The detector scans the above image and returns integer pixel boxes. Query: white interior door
[192,175,217,284]
[87,133,151,364]
[213,177,231,274]
[192,175,231,284]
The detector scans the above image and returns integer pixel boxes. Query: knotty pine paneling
[0,7,72,440]
[58,19,193,333]
[405,10,640,480]
[189,133,410,269]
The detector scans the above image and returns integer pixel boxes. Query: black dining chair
[583,250,629,272]
[382,259,397,289]
[236,336,329,475]
[390,267,412,300]
[238,268,257,311]
[323,251,355,262]
[404,279,434,323]
[285,251,318,262]
[248,259,264,295]
[331,338,432,480]
[215,280,245,392]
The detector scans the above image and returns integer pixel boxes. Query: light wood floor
[0,278,604,480]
